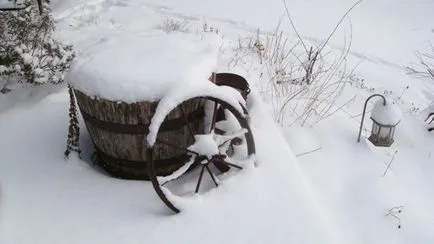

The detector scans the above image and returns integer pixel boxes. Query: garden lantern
[357,94,402,147]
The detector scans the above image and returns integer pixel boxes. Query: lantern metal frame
[367,118,397,147]
[357,94,399,147]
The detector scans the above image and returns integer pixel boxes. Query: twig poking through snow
[316,0,364,55]
[296,147,322,157]
[382,150,398,177]
[385,206,404,229]
[282,0,308,54]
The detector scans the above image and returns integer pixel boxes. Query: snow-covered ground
[1,0,434,243]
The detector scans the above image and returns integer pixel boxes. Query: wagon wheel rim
[147,96,256,213]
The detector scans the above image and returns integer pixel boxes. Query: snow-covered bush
[0,0,74,87]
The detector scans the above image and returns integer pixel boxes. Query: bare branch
[282,0,309,54]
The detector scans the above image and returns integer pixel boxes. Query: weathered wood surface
[74,89,204,180]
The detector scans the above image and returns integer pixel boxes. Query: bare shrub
[202,23,220,34]
[407,42,434,132]
[266,36,354,126]
[156,18,189,33]
[227,30,264,73]
[258,0,363,126]
[406,42,434,80]
[229,1,362,126]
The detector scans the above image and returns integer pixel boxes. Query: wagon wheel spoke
[216,159,243,170]
[210,101,219,133]
[158,156,197,186]
[161,181,169,186]
[215,128,248,147]
[195,165,206,193]
[214,128,225,135]
[205,164,219,187]
[155,138,198,156]
[180,106,196,142]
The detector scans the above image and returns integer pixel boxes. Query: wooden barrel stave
[73,89,204,180]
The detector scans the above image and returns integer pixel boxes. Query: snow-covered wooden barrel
[67,32,222,180]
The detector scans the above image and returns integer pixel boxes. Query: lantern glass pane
[372,122,380,136]
[378,126,390,142]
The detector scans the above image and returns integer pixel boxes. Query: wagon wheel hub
[193,154,227,166]
[188,134,220,160]
[187,133,241,163]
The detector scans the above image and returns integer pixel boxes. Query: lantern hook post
[357,94,386,142]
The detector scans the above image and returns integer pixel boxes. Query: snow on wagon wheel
[147,96,256,213]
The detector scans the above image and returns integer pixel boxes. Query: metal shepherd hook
[357,94,386,142]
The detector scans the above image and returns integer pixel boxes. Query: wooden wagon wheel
[147,96,256,213]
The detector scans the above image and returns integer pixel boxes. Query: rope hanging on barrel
[65,85,81,158]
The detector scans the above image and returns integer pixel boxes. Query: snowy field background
[1,0,434,243]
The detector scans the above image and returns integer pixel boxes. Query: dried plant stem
[385,205,403,229]
[317,0,363,54]
[382,150,398,177]
[296,147,322,157]
[282,0,308,54]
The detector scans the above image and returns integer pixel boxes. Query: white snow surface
[0,89,339,244]
[371,99,402,126]
[1,0,434,243]
[67,32,222,102]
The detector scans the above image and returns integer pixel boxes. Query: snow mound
[67,32,222,103]
[370,98,402,125]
